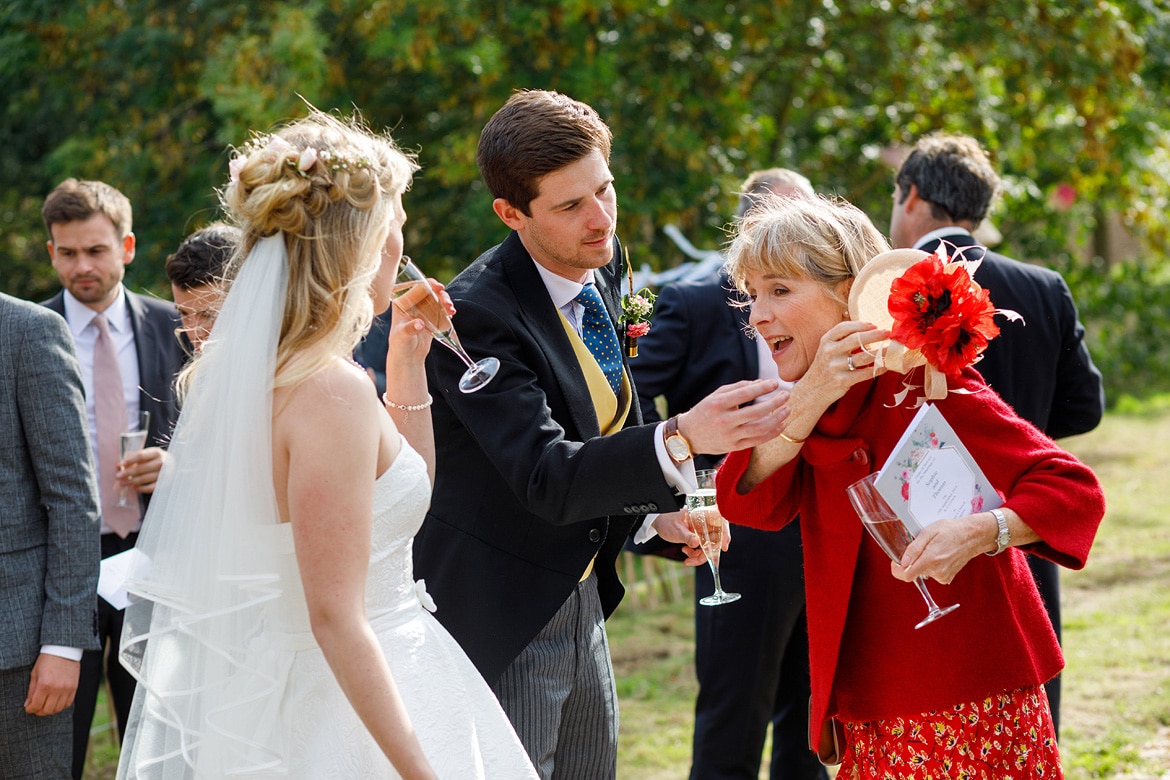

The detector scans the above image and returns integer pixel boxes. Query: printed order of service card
[875,403,1002,536]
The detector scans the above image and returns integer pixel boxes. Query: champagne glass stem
[439,339,477,372]
[709,562,727,595]
[913,577,943,612]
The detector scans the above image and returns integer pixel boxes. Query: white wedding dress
[116,235,536,778]
[269,442,537,777]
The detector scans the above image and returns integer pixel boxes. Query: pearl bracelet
[382,392,433,412]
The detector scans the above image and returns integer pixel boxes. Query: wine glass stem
[913,577,944,614]
[709,562,727,595]
[438,339,478,372]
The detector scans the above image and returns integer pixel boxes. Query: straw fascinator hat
[847,245,1019,402]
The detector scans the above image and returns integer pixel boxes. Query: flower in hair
[887,247,1001,377]
[297,147,318,175]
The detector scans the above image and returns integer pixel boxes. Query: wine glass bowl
[117,429,149,507]
[846,472,959,629]
[391,256,499,394]
[687,469,741,607]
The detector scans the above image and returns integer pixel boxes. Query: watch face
[666,435,690,460]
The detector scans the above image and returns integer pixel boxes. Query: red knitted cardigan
[716,367,1105,746]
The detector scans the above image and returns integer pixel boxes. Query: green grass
[84,406,1170,778]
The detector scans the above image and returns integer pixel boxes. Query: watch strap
[985,508,1010,556]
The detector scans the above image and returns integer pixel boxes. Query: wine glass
[117,411,151,507]
[846,472,960,629]
[686,469,741,606]
[391,257,499,393]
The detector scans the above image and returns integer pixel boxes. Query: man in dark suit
[414,90,791,779]
[630,168,828,780]
[40,178,185,778]
[0,293,102,778]
[890,134,1105,736]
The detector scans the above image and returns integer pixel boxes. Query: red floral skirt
[838,686,1061,779]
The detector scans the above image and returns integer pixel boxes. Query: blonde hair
[725,194,890,309]
[212,109,417,391]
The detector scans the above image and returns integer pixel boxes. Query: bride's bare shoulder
[274,359,380,435]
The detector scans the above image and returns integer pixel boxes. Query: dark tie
[574,283,623,396]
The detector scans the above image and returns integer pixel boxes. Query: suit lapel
[498,234,603,440]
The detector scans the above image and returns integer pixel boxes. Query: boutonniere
[619,245,657,358]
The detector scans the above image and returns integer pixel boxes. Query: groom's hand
[652,509,731,567]
[678,379,791,455]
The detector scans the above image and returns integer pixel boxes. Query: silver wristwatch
[986,508,1010,556]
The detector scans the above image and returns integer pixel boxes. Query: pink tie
[93,314,138,537]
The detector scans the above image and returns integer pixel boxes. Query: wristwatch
[986,508,1011,556]
[663,416,693,464]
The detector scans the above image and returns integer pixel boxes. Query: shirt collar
[913,226,971,251]
[530,259,597,311]
[63,285,130,338]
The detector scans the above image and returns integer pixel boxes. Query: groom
[414,89,790,779]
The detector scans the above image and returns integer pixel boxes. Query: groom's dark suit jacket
[415,231,682,684]
[43,290,185,477]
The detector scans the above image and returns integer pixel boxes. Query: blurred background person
[164,221,240,352]
[629,167,827,779]
[889,133,1105,735]
[40,178,185,778]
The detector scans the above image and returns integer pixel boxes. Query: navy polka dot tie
[574,283,623,396]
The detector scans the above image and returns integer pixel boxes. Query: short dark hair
[895,134,999,225]
[42,178,133,238]
[476,89,613,216]
[164,222,241,290]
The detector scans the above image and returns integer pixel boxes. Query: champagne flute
[117,411,151,507]
[686,469,741,606]
[846,472,960,629]
[391,257,499,393]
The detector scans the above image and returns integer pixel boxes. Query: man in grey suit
[0,292,101,778]
[40,178,185,777]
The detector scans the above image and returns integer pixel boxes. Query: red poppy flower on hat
[888,252,1000,377]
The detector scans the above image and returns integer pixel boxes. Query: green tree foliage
[2,0,1168,397]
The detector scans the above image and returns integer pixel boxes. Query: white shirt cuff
[634,422,698,544]
[40,645,84,662]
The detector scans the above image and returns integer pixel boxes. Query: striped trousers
[493,572,619,780]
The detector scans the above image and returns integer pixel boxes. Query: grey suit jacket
[0,293,101,669]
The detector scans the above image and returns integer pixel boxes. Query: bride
[116,110,538,779]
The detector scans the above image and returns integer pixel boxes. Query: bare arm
[278,365,437,780]
[383,279,450,487]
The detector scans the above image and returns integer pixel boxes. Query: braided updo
[220,109,418,389]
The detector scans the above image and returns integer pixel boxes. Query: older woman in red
[715,195,1104,778]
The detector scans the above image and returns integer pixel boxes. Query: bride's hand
[387,279,453,365]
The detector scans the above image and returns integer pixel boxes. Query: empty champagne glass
[391,256,499,393]
[117,411,151,507]
[846,472,960,629]
[687,469,741,606]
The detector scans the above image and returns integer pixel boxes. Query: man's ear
[492,198,526,231]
